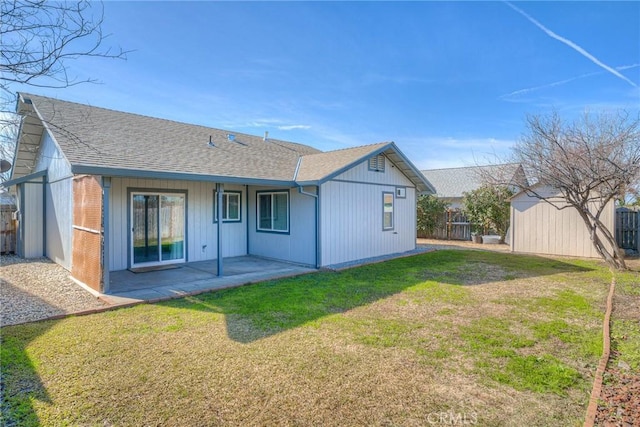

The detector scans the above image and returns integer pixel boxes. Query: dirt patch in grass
[1,250,613,426]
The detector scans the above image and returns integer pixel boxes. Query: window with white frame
[383,192,394,230]
[257,191,289,232]
[214,191,241,222]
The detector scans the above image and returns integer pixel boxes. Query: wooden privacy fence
[1,205,16,254]
[616,207,639,252]
[424,209,471,241]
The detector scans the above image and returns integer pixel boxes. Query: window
[383,192,394,230]
[368,154,385,172]
[257,191,289,232]
[396,187,406,198]
[214,191,241,222]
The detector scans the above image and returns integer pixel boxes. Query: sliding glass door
[131,192,185,266]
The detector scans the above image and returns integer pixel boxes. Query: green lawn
[2,250,635,426]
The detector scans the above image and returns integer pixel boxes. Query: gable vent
[368,154,385,172]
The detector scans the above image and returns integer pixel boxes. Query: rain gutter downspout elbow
[296,184,320,269]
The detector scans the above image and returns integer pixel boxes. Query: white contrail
[501,64,640,99]
[502,72,599,98]
[504,1,637,87]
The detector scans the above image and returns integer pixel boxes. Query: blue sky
[12,1,640,169]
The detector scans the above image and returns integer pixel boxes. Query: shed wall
[510,189,615,258]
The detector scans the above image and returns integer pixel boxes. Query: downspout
[509,203,515,253]
[293,156,321,269]
[18,183,25,257]
[297,185,320,269]
[102,177,111,293]
[42,174,47,257]
[245,184,250,256]
[216,183,224,276]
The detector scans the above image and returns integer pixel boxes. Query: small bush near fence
[417,195,451,238]
[417,198,471,241]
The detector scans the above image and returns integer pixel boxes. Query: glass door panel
[132,194,159,264]
[131,193,185,266]
[160,195,185,261]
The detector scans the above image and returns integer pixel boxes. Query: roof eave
[302,141,435,193]
[312,142,394,184]
[70,165,297,187]
[0,169,47,188]
[384,142,436,194]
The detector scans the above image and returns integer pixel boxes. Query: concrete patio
[103,256,316,304]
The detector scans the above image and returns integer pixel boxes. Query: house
[2,93,433,294]
[510,184,616,258]
[421,163,528,209]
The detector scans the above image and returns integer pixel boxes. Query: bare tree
[0,0,127,180]
[513,110,640,270]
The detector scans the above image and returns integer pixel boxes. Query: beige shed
[510,185,616,259]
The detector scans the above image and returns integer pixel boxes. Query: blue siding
[109,178,247,271]
[320,160,417,266]
[248,186,316,266]
[34,132,73,269]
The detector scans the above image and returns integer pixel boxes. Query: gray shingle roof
[295,142,390,182]
[421,164,525,198]
[296,142,434,193]
[11,93,431,191]
[19,93,320,182]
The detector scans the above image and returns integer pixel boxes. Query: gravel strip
[1,255,108,327]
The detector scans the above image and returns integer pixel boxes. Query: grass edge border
[583,275,615,427]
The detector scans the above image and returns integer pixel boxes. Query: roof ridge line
[301,141,392,157]
[421,162,520,172]
[18,92,318,151]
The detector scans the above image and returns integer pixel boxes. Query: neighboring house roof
[7,93,432,191]
[421,163,527,199]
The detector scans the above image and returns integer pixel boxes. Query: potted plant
[471,224,483,244]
